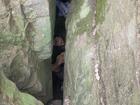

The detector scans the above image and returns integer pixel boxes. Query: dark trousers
[52,72,63,99]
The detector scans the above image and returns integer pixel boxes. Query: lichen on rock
[64,0,140,105]
[0,0,55,103]
[0,71,44,105]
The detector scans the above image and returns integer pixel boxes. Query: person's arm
[52,52,64,72]
[52,63,60,72]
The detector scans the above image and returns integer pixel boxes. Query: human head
[53,35,65,46]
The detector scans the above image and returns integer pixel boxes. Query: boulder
[0,0,55,103]
[0,71,44,105]
[64,0,140,105]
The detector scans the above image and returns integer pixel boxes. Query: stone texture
[0,71,44,105]
[0,0,55,103]
[64,0,140,105]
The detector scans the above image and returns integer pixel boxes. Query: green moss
[132,89,140,105]
[0,71,43,105]
[75,11,93,35]
[15,93,37,105]
[66,0,85,27]
[94,31,101,42]
[67,0,94,38]
[66,0,85,34]
[0,72,16,98]
[0,32,23,46]
[10,54,25,81]
[14,15,25,32]
[96,0,107,24]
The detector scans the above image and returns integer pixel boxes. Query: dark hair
[54,33,66,43]
[60,0,70,2]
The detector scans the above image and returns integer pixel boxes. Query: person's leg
[52,72,58,99]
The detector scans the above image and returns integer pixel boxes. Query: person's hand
[56,52,65,66]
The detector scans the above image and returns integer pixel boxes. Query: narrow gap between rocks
[47,0,71,104]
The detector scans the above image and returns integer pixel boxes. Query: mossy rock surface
[64,0,140,105]
[0,0,54,103]
[0,71,44,105]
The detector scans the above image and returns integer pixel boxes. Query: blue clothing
[56,0,70,17]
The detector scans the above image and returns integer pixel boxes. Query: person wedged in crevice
[47,0,70,104]
[52,35,65,99]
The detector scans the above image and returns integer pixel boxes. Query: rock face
[64,0,140,105]
[0,71,44,105]
[0,0,55,103]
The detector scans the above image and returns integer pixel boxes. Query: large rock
[0,71,43,105]
[0,0,55,103]
[64,0,140,105]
